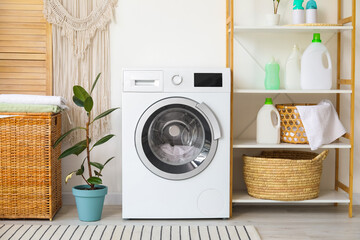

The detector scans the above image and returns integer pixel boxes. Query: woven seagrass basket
[0,112,62,220]
[276,103,314,144]
[243,150,328,201]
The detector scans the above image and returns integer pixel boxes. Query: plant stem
[81,174,91,186]
[86,113,94,190]
[273,0,276,14]
[273,0,279,14]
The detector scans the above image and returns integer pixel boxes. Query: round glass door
[135,97,220,180]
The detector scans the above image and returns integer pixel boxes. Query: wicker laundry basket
[243,150,328,201]
[0,112,62,220]
[276,103,314,144]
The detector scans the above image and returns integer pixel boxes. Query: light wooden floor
[1,205,360,240]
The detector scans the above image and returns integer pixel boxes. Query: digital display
[194,73,223,87]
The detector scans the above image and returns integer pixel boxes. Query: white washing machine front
[122,69,230,219]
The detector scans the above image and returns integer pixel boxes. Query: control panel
[123,68,230,93]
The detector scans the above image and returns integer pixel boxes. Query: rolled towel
[0,94,67,109]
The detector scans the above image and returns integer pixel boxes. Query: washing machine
[122,68,230,219]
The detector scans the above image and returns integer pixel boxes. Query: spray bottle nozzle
[293,0,304,10]
[306,0,317,9]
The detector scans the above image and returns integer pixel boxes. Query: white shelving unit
[226,0,356,217]
[233,138,351,149]
[234,89,352,94]
[234,25,353,33]
[233,190,350,204]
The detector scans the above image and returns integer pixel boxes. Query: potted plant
[266,0,281,26]
[53,73,119,222]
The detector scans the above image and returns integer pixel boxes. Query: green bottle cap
[265,98,273,105]
[312,33,322,43]
[306,0,317,9]
[293,0,304,10]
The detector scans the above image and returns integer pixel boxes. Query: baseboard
[62,192,360,206]
[62,192,122,205]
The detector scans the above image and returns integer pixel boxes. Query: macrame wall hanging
[43,0,118,143]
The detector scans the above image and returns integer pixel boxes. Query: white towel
[296,100,346,150]
[0,115,19,119]
[160,144,199,164]
[0,94,68,109]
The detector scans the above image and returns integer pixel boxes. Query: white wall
[62,0,360,205]
[62,0,225,204]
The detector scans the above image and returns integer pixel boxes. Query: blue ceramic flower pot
[72,185,108,222]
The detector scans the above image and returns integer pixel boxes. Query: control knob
[172,75,183,85]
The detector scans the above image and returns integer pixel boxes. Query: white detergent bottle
[256,98,280,144]
[285,44,301,89]
[301,33,332,89]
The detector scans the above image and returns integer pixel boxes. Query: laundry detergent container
[301,33,332,89]
[243,150,328,201]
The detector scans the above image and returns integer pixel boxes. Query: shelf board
[232,190,350,204]
[234,25,353,33]
[233,139,351,149]
[234,89,352,94]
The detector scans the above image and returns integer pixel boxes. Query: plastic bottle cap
[265,98,273,105]
[293,0,304,10]
[268,57,277,64]
[306,0,317,9]
[312,33,322,43]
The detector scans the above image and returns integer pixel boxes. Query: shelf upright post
[336,0,355,218]
[348,0,356,218]
[335,0,342,206]
[226,0,234,218]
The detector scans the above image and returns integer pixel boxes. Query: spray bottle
[306,0,318,23]
[293,0,305,24]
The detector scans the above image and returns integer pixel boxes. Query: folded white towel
[296,100,346,150]
[0,94,68,109]
[0,115,19,119]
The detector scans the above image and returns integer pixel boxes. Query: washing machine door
[135,97,221,180]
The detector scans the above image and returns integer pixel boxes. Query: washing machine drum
[135,97,221,180]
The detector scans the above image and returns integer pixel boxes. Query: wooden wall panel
[0,0,52,95]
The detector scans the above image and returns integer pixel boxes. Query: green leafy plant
[53,73,119,190]
[273,0,280,14]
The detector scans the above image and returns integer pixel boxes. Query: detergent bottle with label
[301,33,332,89]
[256,98,280,144]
